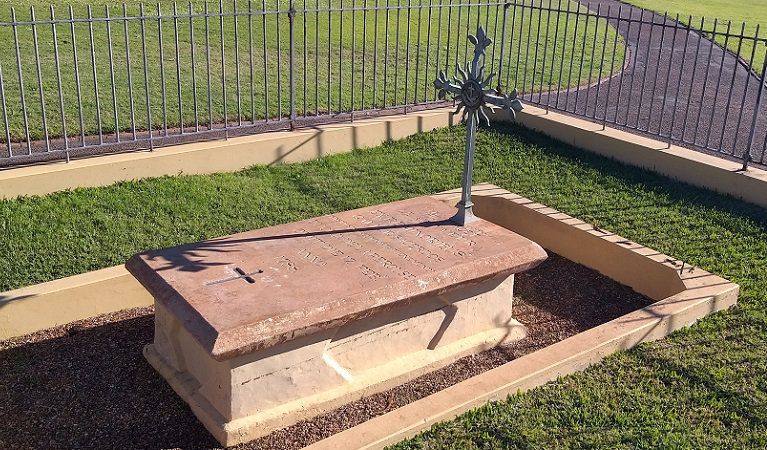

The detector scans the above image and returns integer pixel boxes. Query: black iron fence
[521,2,767,170]
[0,0,764,169]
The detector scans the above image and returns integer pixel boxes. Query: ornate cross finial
[434,26,523,225]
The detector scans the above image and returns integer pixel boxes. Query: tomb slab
[127,196,547,445]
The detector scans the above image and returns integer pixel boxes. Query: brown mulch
[0,252,654,449]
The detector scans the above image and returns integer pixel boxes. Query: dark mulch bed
[0,252,654,449]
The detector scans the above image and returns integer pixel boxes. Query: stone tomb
[127,196,547,446]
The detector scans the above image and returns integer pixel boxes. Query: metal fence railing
[0,0,765,169]
[520,2,767,170]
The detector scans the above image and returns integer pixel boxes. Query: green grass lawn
[621,0,767,76]
[2,121,767,446]
[0,0,624,144]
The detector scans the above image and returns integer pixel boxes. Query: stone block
[128,196,547,445]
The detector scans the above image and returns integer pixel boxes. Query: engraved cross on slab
[434,26,523,225]
[205,267,264,286]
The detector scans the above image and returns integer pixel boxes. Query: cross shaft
[433,26,523,226]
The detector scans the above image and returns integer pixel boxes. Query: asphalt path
[530,0,767,168]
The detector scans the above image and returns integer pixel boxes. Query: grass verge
[2,122,767,447]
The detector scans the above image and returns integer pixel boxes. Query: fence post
[497,2,510,93]
[139,3,154,151]
[289,0,297,130]
[743,49,767,171]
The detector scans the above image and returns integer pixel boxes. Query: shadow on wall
[0,293,33,311]
[262,110,458,168]
[266,127,325,167]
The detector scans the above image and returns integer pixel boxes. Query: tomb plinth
[127,196,547,446]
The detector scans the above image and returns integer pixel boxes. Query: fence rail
[0,0,765,169]
[520,2,767,169]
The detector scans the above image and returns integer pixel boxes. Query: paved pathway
[530,0,767,168]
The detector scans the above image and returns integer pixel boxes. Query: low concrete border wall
[304,286,735,450]
[0,185,739,450]
[0,110,456,199]
[2,105,766,210]
[0,101,749,448]
[303,184,739,450]
[0,266,152,338]
[506,106,767,209]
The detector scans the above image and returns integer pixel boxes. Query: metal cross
[434,26,523,225]
[205,266,264,286]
